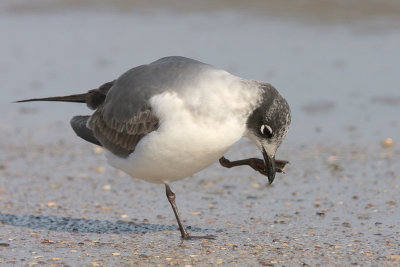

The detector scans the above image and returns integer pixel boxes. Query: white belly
[105,129,238,184]
[105,72,260,184]
[105,97,246,183]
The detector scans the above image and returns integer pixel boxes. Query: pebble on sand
[382,138,394,148]
[47,202,57,207]
[102,184,111,191]
[96,166,105,173]
[93,146,104,155]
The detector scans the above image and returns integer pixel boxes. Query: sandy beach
[1,0,399,265]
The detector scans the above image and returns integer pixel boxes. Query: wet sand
[1,1,400,266]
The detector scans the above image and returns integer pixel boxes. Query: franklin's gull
[17,56,291,239]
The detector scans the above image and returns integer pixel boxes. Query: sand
[1,1,399,265]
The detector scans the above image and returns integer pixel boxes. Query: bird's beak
[262,148,276,184]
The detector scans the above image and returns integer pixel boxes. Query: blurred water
[1,2,399,147]
[0,4,399,264]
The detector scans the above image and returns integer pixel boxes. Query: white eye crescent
[260,124,273,137]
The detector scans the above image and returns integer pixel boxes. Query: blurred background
[1,1,400,265]
[1,0,399,147]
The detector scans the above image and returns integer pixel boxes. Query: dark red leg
[165,184,216,240]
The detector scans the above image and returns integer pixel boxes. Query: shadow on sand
[0,213,219,235]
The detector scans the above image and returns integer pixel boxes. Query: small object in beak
[262,149,276,184]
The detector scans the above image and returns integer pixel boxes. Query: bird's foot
[219,156,289,174]
[218,156,232,168]
[275,159,289,173]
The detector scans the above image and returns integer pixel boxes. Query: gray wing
[101,56,217,122]
[77,57,215,157]
[85,56,216,157]
[71,116,102,146]
[69,81,114,147]
[88,106,158,157]
[67,79,158,156]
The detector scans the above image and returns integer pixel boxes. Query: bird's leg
[219,156,289,175]
[165,184,190,239]
[165,184,216,240]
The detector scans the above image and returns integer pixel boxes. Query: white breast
[105,70,261,184]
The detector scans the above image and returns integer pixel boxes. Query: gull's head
[246,83,291,184]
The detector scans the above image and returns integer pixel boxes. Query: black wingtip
[13,94,88,104]
[14,99,35,103]
[14,98,51,103]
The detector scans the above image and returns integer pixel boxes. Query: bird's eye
[260,124,273,138]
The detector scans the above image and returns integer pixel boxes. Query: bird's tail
[15,80,115,109]
[15,93,88,103]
